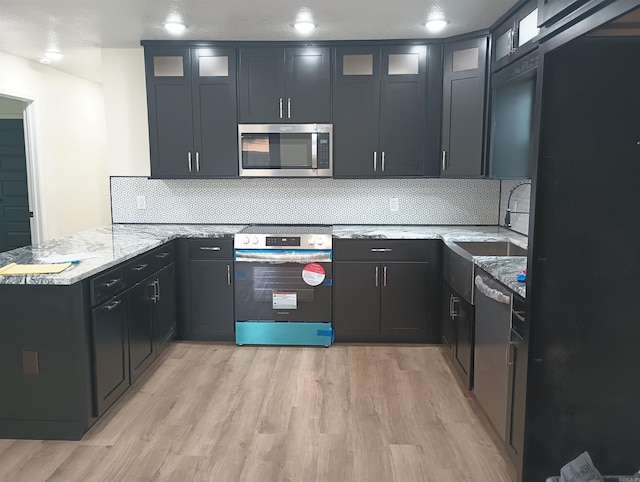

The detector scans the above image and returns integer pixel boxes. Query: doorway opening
[0,93,42,251]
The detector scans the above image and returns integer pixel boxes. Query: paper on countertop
[36,252,99,263]
[0,262,72,275]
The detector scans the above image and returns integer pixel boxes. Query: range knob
[307,236,315,245]
[316,237,325,246]
[243,236,250,245]
[251,236,259,245]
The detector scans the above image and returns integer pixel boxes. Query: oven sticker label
[302,263,326,286]
[273,292,297,310]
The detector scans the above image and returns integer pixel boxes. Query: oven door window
[241,134,312,170]
[234,262,332,322]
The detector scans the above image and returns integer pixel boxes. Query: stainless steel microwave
[238,124,332,177]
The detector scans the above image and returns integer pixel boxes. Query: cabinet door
[127,280,156,383]
[441,36,488,178]
[238,48,285,123]
[332,47,381,177]
[92,296,129,416]
[379,46,427,176]
[144,47,194,178]
[154,263,176,356]
[441,283,454,350]
[454,297,474,381]
[333,262,381,342]
[192,48,239,177]
[380,262,429,342]
[506,331,528,471]
[284,47,331,123]
[190,259,235,341]
[491,19,515,72]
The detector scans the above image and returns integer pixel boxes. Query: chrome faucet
[504,181,531,228]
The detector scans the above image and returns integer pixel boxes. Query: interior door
[0,119,31,251]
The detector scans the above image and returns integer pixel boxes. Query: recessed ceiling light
[44,50,64,61]
[38,57,52,64]
[425,19,448,32]
[294,22,315,34]
[164,22,186,34]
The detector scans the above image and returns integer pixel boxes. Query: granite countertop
[0,224,247,286]
[0,224,528,296]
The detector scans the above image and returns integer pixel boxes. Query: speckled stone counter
[0,224,528,295]
[0,224,246,285]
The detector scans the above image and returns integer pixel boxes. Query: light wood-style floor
[0,343,515,482]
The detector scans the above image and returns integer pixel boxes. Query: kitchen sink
[453,241,527,257]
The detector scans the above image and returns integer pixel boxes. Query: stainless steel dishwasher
[473,267,513,441]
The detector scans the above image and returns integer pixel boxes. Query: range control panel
[234,234,332,250]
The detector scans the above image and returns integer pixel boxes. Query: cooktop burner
[240,225,332,235]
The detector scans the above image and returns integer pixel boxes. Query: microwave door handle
[311,133,318,169]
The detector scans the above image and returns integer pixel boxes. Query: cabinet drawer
[333,239,435,261]
[148,242,175,272]
[188,238,233,259]
[90,266,125,306]
[123,252,157,287]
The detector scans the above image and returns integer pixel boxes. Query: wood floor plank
[1,343,515,482]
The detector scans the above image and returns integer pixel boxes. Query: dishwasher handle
[474,275,511,305]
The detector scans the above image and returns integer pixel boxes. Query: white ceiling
[0,0,519,83]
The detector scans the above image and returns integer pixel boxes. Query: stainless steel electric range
[233,225,333,346]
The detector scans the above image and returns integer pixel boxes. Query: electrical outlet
[136,195,146,210]
[389,197,399,212]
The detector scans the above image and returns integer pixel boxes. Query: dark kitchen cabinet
[441,281,474,390]
[127,278,156,383]
[153,263,177,355]
[333,45,428,177]
[177,238,235,341]
[441,36,488,178]
[537,0,589,27]
[238,47,331,123]
[333,240,441,343]
[91,295,129,417]
[143,45,238,178]
[492,0,539,72]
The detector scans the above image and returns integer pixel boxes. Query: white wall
[102,48,150,176]
[0,51,110,240]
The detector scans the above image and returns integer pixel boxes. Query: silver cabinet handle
[441,150,447,171]
[156,279,161,302]
[451,296,459,319]
[383,266,387,287]
[449,294,454,318]
[227,264,231,285]
[196,151,200,172]
[188,151,192,172]
[279,98,283,119]
[156,252,170,259]
[102,279,120,288]
[370,248,392,252]
[152,279,159,303]
[104,299,122,311]
[287,98,291,119]
[382,152,385,172]
[373,152,377,172]
[375,266,379,287]
[200,246,221,251]
[132,264,148,272]
[507,340,516,366]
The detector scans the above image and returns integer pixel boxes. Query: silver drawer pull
[227,264,231,285]
[132,264,148,271]
[375,266,379,287]
[104,299,122,311]
[102,279,120,288]
[156,252,170,259]
[200,246,221,251]
[370,248,393,252]
[383,266,387,287]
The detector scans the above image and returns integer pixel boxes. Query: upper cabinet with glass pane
[491,0,540,72]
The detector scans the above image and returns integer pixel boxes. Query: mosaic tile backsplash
[111,177,502,225]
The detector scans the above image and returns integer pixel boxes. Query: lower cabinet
[333,240,441,343]
[177,238,235,341]
[154,264,177,355]
[127,278,156,383]
[441,281,474,390]
[92,295,129,417]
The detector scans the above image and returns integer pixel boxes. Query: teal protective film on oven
[235,322,333,347]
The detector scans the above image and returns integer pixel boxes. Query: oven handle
[234,249,332,263]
